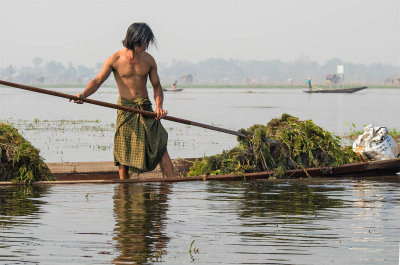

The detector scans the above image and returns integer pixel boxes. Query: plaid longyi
[113,96,168,173]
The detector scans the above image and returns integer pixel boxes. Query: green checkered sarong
[113,96,168,173]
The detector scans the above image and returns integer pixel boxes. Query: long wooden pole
[0,80,247,138]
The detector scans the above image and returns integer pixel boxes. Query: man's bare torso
[111,48,154,100]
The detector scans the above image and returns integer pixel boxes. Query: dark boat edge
[0,157,399,185]
[304,86,368,93]
[162,88,184,92]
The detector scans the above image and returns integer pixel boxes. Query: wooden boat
[1,157,399,185]
[304,86,367,93]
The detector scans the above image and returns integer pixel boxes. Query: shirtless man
[73,23,174,179]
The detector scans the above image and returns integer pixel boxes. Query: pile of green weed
[187,114,359,178]
[0,123,54,183]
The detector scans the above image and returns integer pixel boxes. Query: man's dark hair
[122,23,156,51]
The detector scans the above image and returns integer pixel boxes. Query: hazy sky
[1,0,399,68]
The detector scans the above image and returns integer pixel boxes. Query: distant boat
[304,86,367,93]
[163,88,184,92]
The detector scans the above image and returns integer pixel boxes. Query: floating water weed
[0,118,117,162]
[187,114,360,178]
[188,240,199,262]
[0,123,54,183]
[149,191,156,200]
[190,240,199,254]
[149,249,163,262]
[155,250,163,261]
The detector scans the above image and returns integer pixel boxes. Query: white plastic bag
[352,124,400,161]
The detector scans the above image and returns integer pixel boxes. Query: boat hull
[162,88,184,92]
[304,86,367,93]
[1,157,399,185]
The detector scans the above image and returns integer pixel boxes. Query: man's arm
[73,54,115,103]
[149,59,168,119]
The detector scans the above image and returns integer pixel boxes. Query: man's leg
[119,165,129,180]
[159,151,175,178]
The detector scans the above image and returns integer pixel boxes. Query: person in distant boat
[171,80,177,91]
[307,76,312,91]
[72,22,175,180]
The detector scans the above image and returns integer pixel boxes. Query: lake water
[1,178,399,264]
[0,86,400,264]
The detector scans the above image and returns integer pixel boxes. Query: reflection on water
[225,181,345,218]
[0,177,399,264]
[0,186,49,226]
[113,183,171,264]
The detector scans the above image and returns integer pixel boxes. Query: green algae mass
[0,123,54,183]
[187,114,359,178]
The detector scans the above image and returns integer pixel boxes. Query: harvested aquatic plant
[0,123,54,183]
[187,114,359,178]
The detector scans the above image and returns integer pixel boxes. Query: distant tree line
[159,58,400,85]
[0,57,108,86]
[1,57,399,86]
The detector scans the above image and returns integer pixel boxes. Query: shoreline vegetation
[2,57,399,87]
[1,83,399,89]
